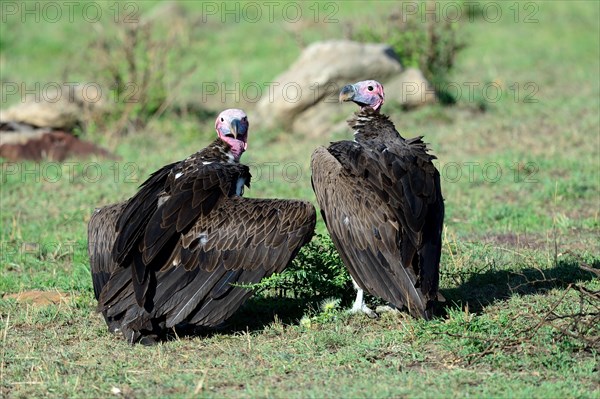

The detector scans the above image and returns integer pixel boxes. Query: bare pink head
[215,108,249,161]
[339,80,385,112]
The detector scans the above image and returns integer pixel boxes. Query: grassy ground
[1,1,599,398]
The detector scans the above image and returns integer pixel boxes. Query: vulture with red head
[311,81,444,319]
[88,109,316,344]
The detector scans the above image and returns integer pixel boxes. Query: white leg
[350,282,364,312]
[349,278,378,318]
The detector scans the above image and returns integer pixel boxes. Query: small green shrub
[79,16,202,135]
[250,234,353,302]
[349,5,466,104]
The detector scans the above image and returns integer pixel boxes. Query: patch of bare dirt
[479,230,598,254]
[0,130,119,162]
[3,290,71,306]
[481,233,548,251]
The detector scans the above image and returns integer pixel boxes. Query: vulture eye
[368,86,374,91]
[220,117,224,122]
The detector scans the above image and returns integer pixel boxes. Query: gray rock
[385,68,437,109]
[255,40,403,133]
[2,101,79,130]
[291,100,348,138]
[1,83,107,130]
[0,121,50,146]
[255,41,437,137]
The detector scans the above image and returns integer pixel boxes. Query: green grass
[1,1,599,398]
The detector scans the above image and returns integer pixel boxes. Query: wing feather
[112,162,178,265]
[312,145,440,317]
[88,203,124,300]
[100,197,316,331]
[106,161,251,307]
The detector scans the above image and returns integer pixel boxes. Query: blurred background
[0,1,599,396]
[2,0,597,237]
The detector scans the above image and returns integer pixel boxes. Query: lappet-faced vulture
[88,109,316,344]
[311,81,444,319]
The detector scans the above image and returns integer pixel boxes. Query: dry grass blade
[1,313,10,388]
[442,280,600,367]
[193,369,208,395]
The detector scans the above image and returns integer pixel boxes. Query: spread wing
[311,142,443,317]
[101,197,316,329]
[111,161,178,265]
[88,202,124,300]
[108,161,251,308]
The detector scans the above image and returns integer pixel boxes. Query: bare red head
[215,108,249,161]
[339,80,385,112]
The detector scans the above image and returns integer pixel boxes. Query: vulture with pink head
[311,81,444,319]
[88,109,316,344]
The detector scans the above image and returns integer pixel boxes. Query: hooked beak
[230,119,241,138]
[230,119,248,150]
[339,84,356,103]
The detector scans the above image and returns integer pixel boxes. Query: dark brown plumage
[87,201,124,332]
[88,109,316,343]
[311,81,444,319]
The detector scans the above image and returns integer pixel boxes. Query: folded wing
[100,197,315,332]
[311,141,443,317]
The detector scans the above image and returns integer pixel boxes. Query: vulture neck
[198,138,243,163]
[349,108,402,142]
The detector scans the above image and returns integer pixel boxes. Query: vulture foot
[349,285,378,318]
[348,303,379,319]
